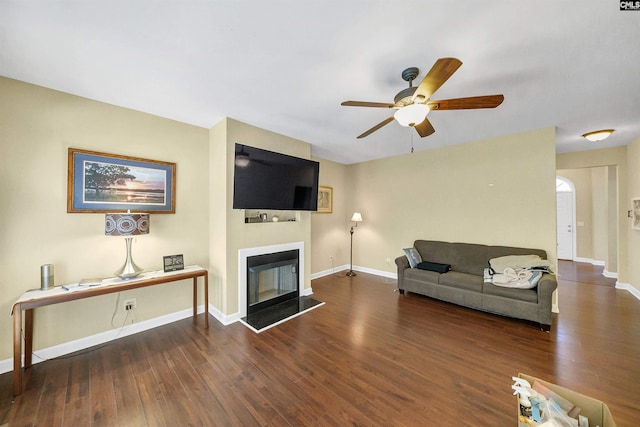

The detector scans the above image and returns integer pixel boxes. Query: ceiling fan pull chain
[411,131,415,153]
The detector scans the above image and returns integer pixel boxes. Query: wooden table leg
[13,303,23,396]
[204,273,209,329]
[24,309,33,368]
[193,278,198,325]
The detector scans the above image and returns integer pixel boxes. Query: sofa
[395,240,557,330]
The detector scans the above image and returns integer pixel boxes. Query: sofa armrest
[536,273,558,325]
[395,256,410,290]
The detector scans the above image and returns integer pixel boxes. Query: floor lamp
[346,212,363,277]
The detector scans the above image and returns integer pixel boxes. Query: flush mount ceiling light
[394,103,430,127]
[582,129,614,142]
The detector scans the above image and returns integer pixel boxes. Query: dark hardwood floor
[2,266,639,426]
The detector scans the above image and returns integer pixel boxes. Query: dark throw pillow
[416,261,451,274]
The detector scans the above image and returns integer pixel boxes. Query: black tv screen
[233,144,320,211]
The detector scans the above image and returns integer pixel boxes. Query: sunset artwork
[68,148,175,213]
[82,160,167,205]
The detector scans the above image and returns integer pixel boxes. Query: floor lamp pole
[347,225,356,277]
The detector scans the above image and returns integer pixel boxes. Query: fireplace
[238,242,323,332]
[238,241,306,317]
[246,249,299,314]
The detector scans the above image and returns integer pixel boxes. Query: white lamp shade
[351,212,363,222]
[394,103,430,127]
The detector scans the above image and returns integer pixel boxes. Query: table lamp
[105,212,150,279]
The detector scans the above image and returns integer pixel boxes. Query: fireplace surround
[238,241,323,332]
[238,242,306,317]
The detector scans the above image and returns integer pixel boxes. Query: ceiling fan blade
[414,117,435,138]
[427,95,504,110]
[357,116,395,139]
[341,101,395,108]
[413,58,463,101]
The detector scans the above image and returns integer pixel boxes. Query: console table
[12,266,208,396]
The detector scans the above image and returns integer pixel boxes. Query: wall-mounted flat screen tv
[233,144,320,211]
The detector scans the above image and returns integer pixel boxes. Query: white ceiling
[1,1,639,164]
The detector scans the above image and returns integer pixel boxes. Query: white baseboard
[311,264,397,280]
[0,304,207,375]
[207,303,238,325]
[615,282,640,300]
[311,264,349,279]
[570,257,619,279]
[573,257,605,266]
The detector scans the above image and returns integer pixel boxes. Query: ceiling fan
[341,58,504,139]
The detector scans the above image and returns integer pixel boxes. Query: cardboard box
[517,373,617,427]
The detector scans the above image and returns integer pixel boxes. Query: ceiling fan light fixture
[582,129,614,142]
[394,103,430,127]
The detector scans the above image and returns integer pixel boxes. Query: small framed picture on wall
[316,186,333,213]
[633,198,640,230]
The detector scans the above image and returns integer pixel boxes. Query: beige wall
[0,77,209,360]
[310,158,350,273]
[626,136,640,291]
[557,146,628,282]
[591,167,609,262]
[344,127,558,274]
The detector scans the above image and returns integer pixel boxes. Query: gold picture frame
[316,186,333,213]
[67,148,176,213]
[633,198,640,230]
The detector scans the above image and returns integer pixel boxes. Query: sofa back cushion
[414,240,488,275]
[487,246,547,263]
[413,240,548,276]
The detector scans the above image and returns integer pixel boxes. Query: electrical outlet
[124,298,137,311]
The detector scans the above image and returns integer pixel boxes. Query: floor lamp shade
[347,212,363,277]
[105,213,150,279]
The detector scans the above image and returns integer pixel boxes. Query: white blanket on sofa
[489,254,553,274]
[492,268,542,289]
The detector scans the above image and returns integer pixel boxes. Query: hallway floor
[557,259,617,287]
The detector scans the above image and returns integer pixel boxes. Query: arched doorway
[556,176,575,260]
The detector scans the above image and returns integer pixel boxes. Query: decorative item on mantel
[105,211,150,279]
[347,212,363,277]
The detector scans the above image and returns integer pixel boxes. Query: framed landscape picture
[67,148,176,213]
[317,186,333,213]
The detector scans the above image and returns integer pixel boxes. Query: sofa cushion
[404,267,440,285]
[403,247,422,268]
[439,271,483,292]
[413,240,488,275]
[482,282,538,303]
[416,261,451,273]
